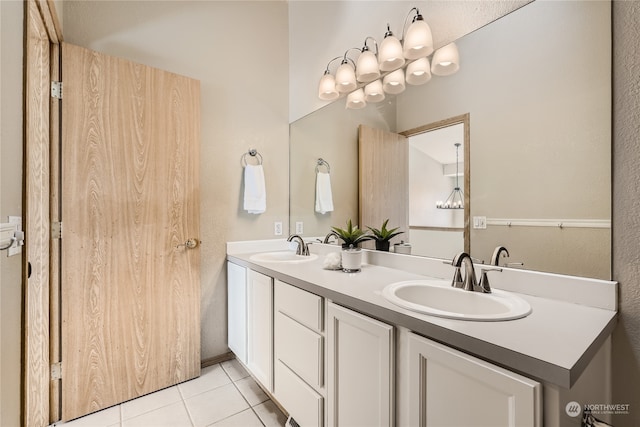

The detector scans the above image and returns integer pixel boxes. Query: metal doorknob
[176,238,200,249]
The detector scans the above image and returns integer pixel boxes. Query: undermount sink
[382,280,532,321]
[250,251,318,263]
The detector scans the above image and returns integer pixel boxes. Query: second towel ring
[316,158,331,174]
[241,148,263,167]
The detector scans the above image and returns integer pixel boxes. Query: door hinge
[52,221,62,239]
[51,362,62,380]
[51,81,63,99]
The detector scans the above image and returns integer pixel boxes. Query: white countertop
[227,245,617,389]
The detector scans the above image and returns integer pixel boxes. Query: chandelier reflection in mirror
[436,143,464,209]
[317,7,460,109]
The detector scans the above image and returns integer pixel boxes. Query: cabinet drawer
[275,280,323,332]
[275,361,323,427]
[275,312,323,389]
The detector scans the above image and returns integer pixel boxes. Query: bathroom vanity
[226,240,616,427]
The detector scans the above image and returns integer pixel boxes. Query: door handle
[176,238,200,250]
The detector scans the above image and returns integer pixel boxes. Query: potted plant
[331,220,372,273]
[331,219,372,249]
[367,219,404,251]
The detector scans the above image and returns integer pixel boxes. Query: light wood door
[60,43,201,421]
[408,332,541,427]
[247,270,274,392]
[24,2,52,425]
[358,124,408,248]
[327,302,394,427]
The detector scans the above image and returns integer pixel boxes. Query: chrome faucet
[491,245,524,268]
[451,252,499,293]
[451,252,478,292]
[287,234,310,256]
[323,231,339,244]
[491,246,509,266]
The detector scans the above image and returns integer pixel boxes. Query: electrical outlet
[274,221,283,236]
[295,221,304,234]
[473,216,487,229]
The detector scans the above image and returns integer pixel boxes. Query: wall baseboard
[201,351,235,368]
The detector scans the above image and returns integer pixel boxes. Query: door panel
[358,125,408,248]
[60,43,201,421]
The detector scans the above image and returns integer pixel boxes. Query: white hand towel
[315,171,334,214]
[244,164,266,214]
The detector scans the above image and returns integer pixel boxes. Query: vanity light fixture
[436,143,464,209]
[402,8,434,59]
[346,88,367,109]
[431,42,460,76]
[382,68,406,94]
[378,24,405,71]
[318,56,342,100]
[406,57,432,85]
[317,6,460,109]
[356,37,381,83]
[364,79,385,102]
[335,52,359,93]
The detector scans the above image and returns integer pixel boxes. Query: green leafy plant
[331,219,372,248]
[367,219,403,242]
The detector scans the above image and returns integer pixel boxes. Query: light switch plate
[473,216,487,229]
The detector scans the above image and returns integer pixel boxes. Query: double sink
[249,250,531,322]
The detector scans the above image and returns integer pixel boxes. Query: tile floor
[53,359,288,427]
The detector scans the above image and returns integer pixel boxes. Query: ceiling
[408,123,464,165]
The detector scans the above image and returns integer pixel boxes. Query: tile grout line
[177,377,197,427]
[228,378,267,427]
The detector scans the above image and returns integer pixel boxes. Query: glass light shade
[356,50,380,83]
[364,80,385,103]
[382,69,406,94]
[403,19,434,59]
[318,73,339,100]
[335,62,357,93]
[378,35,405,71]
[346,89,367,109]
[431,43,460,76]
[406,58,432,85]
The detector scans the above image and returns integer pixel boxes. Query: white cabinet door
[227,262,247,364]
[327,302,394,427]
[247,269,274,392]
[408,333,542,427]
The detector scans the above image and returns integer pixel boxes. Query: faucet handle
[478,267,502,293]
[504,262,524,268]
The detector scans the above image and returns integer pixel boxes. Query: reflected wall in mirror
[289,1,611,279]
[289,99,395,239]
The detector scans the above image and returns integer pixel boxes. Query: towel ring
[315,158,331,174]
[241,149,263,167]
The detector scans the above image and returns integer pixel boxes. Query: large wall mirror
[289,0,611,280]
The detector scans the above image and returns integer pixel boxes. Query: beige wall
[0,1,24,425]
[63,1,289,360]
[612,1,640,424]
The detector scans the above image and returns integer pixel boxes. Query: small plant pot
[341,248,363,273]
[375,240,390,251]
